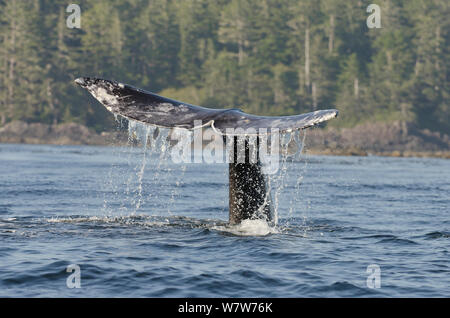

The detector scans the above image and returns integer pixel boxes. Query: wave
[424,231,450,239]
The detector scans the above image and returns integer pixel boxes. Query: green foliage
[0,0,448,133]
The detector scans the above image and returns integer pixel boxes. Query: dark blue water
[0,143,449,297]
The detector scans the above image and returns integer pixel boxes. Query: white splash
[46,215,170,227]
[212,219,278,236]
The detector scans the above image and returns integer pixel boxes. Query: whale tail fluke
[75,77,338,134]
[75,77,338,225]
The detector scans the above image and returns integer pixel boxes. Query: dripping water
[102,118,178,216]
[266,129,308,229]
[102,119,309,234]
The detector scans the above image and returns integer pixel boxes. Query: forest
[0,0,448,134]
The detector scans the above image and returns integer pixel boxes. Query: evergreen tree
[0,0,45,123]
[0,0,447,135]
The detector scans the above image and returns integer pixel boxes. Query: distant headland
[1,120,448,159]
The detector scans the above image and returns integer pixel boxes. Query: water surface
[0,143,449,297]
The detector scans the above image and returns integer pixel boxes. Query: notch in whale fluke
[75,77,338,134]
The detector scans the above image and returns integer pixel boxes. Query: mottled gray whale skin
[75,77,338,225]
[228,136,273,225]
[75,77,338,135]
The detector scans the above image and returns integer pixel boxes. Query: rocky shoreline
[0,120,449,159]
[0,121,128,146]
[304,121,450,159]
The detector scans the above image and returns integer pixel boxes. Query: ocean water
[0,142,449,297]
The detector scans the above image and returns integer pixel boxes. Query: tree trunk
[237,19,245,66]
[414,58,420,76]
[305,27,310,91]
[7,1,17,117]
[312,82,317,109]
[46,79,57,125]
[328,14,335,54]
[247,68,253,99]
[386,50,393,72]
[435,26,441,72]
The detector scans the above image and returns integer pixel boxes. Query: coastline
[1,120,449,159]
[304,148,450,159]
